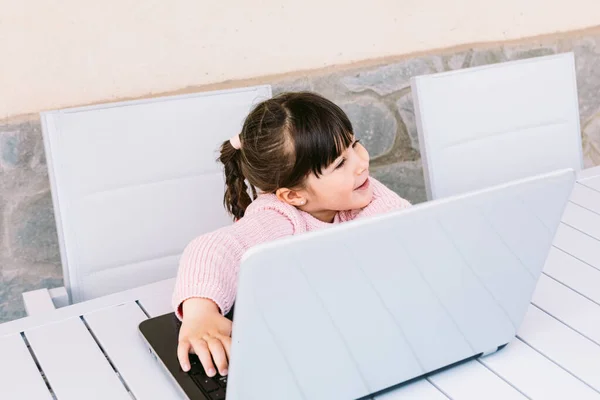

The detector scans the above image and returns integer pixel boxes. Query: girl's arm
[172,208,295,319]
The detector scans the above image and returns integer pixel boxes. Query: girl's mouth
[355,178,370,191]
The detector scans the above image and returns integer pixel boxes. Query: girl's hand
[177,298,233,377]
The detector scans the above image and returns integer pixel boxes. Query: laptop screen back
[227,169,575,400]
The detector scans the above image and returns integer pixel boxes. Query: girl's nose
[356,159,368,175]
[354,142,370,175]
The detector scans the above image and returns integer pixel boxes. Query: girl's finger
[177,339,192,372]
[206,336,229,376]
[190,338,217,377]
[217,334,232,361]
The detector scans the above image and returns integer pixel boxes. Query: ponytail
[218,139,256,220]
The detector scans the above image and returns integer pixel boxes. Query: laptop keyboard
[188,353,227,399]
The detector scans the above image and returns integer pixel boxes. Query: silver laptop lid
[227,169,575,400]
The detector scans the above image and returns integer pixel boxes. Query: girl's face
[298,139,372,222]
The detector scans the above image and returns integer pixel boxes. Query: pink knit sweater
[172,177,411,319]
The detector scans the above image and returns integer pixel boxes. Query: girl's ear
[275,188,307,207]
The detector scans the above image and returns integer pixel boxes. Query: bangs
[282,94,354,186]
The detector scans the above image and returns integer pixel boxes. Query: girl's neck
[307,209,337,223]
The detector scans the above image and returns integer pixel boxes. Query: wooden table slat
[543,247,600,304]
[480,338,600,399]
[25,317,131,400]
[84,302,184,400]
[570,184,600,215]
[553,224,600,270]
[518,306,600,393]
[427,359,527,400]
[576,166,600,182]
[581,179,600,192]
[578,168,600,188]
[138,293,175,317]
[0,278,176,338]
[563,203,600,242]
[533,274,600,344]
[0,334,53,399]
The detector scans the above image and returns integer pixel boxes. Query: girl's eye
[333,140,358,170]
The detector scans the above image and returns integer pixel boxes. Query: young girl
[173,91,411,377]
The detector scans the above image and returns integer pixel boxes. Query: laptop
[139,168,575,400]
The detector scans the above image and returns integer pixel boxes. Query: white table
[2,167,600,400]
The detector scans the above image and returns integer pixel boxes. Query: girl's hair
[218,91,354,220]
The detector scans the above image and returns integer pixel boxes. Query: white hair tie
[229,134,241,150]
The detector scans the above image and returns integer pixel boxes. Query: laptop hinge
[481,346,500,357]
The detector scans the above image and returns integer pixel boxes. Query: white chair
[28,85,271,309]
[411,52,583,201]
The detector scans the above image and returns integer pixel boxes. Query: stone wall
[0,120,64,321]
[1,33,599,323]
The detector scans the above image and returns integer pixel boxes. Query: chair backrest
[41,85,272,303]
[411,52,582,200]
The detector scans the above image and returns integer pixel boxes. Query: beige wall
[1,0,599,119]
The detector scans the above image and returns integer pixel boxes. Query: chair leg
[22,288,56,316]
[48,286,70,308]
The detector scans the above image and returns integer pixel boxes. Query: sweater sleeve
[172,208,295,319]
[353,177,412,219]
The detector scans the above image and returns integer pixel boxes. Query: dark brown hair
[218,91,354,220]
